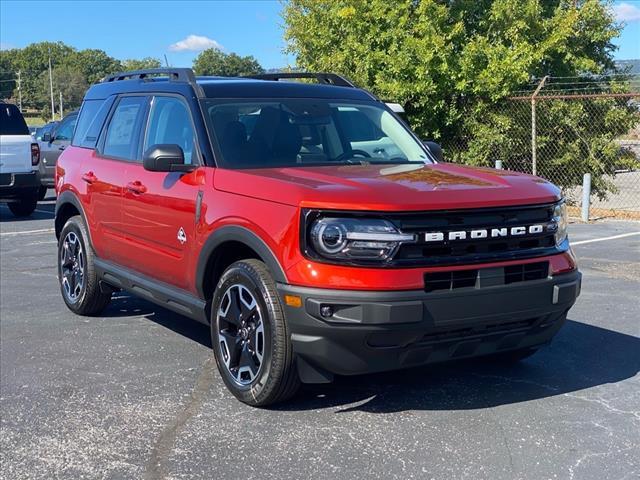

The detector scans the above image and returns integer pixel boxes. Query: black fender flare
[196,226,288,298]
[55,190,92,244]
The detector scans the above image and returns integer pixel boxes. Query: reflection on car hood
[214,162,561,211]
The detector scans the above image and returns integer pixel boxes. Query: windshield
[203,99,431,168]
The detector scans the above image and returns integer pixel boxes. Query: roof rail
[246,72,356,88]
[100,68,204,97]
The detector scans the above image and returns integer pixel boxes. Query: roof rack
[246,72,356,88]
[100,68,205,97]
[101,68,197,83]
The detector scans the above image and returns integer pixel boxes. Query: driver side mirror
[43,132,52,143]
[423,141,443,162]
[143,144,195,173]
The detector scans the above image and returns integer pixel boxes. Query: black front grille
[389,203,560,267]
[424,261,549,292]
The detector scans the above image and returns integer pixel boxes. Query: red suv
[55,69,581,406]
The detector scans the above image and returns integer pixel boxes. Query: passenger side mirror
[143,144,195,173]
[43,132,52,143]
[423,141,443,162]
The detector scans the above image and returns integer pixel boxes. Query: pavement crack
[145,356,216,480]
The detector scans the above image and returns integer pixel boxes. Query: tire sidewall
[58,218,89,312]
[211,262,280,403]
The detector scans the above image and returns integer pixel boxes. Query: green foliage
[193,49,264,77]
[121,57,162,71]
[283,0,639,197]
[0,42,120,118]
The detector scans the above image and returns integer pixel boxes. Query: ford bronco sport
[55,69,581,406]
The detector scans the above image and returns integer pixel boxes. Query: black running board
[94,259,209,324]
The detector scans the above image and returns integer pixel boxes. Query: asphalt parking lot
[1,193,639,480]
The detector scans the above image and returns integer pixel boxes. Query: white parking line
[0,228,55,237]
[572,231,640,246]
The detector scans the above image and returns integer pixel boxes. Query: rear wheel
[8,194,37,217]
[211,259,300,407]
[58,215,111,315]
[38,186,48,201]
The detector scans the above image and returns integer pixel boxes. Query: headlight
[553,200,568,246]
[309,217,414,262]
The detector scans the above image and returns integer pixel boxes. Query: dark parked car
[38,112,77,198]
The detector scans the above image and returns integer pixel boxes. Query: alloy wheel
[60,231,85,303]
[217,284,265,386]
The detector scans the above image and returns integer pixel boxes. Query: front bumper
[278,269,581,382]
[0,171,40,201]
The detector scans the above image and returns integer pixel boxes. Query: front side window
[102,96,147,161]
[54,114,77,141]
[145,96,196,164]
[204,99,429,169]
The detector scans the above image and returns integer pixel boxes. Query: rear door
[120,94,202,290]
[87,95,148,261]
[0,103,33,175]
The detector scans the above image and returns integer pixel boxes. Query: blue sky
[1,0,639,68]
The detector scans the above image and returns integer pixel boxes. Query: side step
[94,259,209,324]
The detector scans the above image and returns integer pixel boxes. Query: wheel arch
[196,226,287,300]
[55,191,90,243]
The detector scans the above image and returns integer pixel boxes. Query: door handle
[81,171,98,184]
[126,181,147,194]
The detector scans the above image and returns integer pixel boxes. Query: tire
[485,347,539,363]
[8,194,37,217]
[211,259,300,407]
[38,186,48,201]
[58,215,111,315]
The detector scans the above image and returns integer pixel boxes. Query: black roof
[84,68,376,102]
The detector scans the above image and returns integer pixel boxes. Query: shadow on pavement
[105,292,640,413]
[0,200,55,222]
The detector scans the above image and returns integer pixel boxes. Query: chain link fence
[444,78,640,220]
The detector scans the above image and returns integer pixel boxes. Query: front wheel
[211,259,300,407]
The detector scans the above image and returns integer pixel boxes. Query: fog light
[320,305,334,318]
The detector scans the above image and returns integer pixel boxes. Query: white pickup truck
[0,102,41,217]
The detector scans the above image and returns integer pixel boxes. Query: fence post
[582,173,591,222]
[531,76,549,177]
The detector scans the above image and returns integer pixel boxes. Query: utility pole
[164,54,170,67]
[48,48,55,121]
[17,70,22,112]
[531,75,548,177]
[59,91,63,118]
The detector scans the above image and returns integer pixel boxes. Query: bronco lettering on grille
[424,224,550,242]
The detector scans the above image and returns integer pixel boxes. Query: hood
[213,162,561,211]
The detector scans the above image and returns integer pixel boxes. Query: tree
[193,49,264,77]
[121,57,162,71]
[67,49,122,84]
[283,0,639,198]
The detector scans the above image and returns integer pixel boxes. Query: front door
[90,95,148,263]
[120,95,202,291]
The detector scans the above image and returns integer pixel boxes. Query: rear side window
[0,104,29,135]
[72,97,116,149]
[102,96,147,161]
